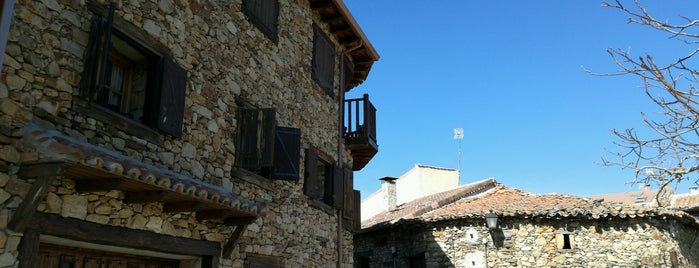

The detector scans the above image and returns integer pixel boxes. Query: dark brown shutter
[238,108,275,174]
[304,149,321,198]
[259,108,276,169]
[343,168,354,219]
[243,0,278,41]
[312,25,335,93]
[271,127,300,181]
[353,190,361,231]
[156,57,187,138]
[238,108,259,171]
[341,55,354,92]
[332,165,343,209]
[79,16,104,98]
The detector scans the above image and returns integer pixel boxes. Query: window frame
[236,105,300,181]
[77,3,187,140]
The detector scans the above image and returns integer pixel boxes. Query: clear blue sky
[344,1,699,198]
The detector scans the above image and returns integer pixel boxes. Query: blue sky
[344,1,699,198]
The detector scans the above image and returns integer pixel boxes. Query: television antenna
[453,128,464,181]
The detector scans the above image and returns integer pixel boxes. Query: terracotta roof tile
[671,192,699,209]
[361,179,496,228]
[360,180,698,232]
[21,122,263,217]
[588,189,672,207]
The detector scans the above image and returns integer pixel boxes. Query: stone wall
[1,0,359,267]
[355,217,699,267]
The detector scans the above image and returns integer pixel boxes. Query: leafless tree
[589,0,699,200]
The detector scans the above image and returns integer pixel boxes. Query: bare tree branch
[590,1,699,205]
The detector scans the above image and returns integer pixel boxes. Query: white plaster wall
[361,188,387,221]
[397,165,459,205]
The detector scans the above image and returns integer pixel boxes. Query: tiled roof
[21,122,263,217]
[587,188,672,207]
[671,192,699,210]
[361,179,496,228]
[361,180,698,232]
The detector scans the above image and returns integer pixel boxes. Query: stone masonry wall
[355,217,699,268]
[1,0,357,267]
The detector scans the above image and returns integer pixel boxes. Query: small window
[304,149,337,206]
[312,25,335,95]
[243,0,279,42]
[237,107,300,180]
[355,256,370,268]
[81,6,187,138]
[555,230,574,250]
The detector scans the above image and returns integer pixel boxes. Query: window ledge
[231,168,273,191]
[308,199,335,215]
[73,98,164,146]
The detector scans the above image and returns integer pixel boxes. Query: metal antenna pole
[453,128,464,182]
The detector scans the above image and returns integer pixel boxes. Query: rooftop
[361,179,698,232]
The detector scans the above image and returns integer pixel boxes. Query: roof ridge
[405,179,497,218]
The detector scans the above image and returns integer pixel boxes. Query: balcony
[344,94,378,171]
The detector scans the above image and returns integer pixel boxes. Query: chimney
[380,177,398,211]
[690,186,699,194]
[639,183,651,190]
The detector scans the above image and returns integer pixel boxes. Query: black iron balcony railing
[344,94,378,171]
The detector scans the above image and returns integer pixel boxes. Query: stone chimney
[690,186,699,194]
[380,176,398,211]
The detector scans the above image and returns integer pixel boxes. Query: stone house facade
[0,0,379,267]
[356,179,699,267]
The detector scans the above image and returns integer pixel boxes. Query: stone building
[0,0,379,267]
[356,179,699,267]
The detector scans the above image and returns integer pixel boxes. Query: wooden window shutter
[312,25,335,93]
[341,55,354,92]
[304,149,322,198]
[271,127,300,181]
[243,0,279,42]
[353,190,361,231]
[156,58,187,138]
[343,168,354,219]
[332,165,343,209]
[79,16,104,98]
[238,108,275,173]
[259,108,276,169]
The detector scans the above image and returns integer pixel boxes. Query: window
[236,107,300,180]
[355,256,370,268]
[555,229,574,250]
[406,253,426,268]
[312,24,335,94]
[243,0,279,42]
[304,149,339,207]
[80,5,187,138]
